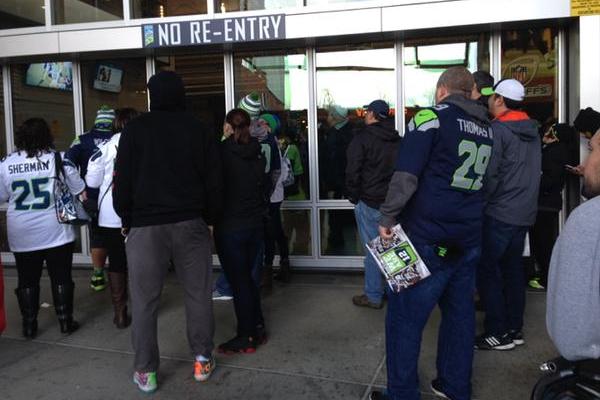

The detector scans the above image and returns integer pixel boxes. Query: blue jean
[214,227,265,336]
[477,215,528,335]
[215,242,264,296]
[354,201,385,303]
[386,242,480,400]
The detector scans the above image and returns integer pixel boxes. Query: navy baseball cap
[365,100,390,119]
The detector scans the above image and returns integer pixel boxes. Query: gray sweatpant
[126,218,214,372]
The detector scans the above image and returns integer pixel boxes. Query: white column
[579,16,600,111]
[395,40,405,135]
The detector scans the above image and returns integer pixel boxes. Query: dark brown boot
[261,265,273,293]
[108,272,131,329]
[274,258,291,283]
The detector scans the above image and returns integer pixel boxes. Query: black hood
[225,136,262,159]
[366,120,400,142]
[148,71,186,112]
[444,94,490,125]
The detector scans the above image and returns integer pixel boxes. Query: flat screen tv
[93,64,123,93]
[25,62,73,91]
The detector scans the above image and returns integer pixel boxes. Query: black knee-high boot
[15,286,40,339]
[51,282,79,334]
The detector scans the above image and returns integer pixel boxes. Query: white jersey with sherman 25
[0,150,85,252]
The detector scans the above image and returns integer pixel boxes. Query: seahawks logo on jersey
[408,109,440,132]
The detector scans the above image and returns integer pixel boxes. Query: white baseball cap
[491,79,525,101]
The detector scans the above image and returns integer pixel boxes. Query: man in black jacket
[529,123,573,290]
[346,100,400,309]
[114,71,223,393]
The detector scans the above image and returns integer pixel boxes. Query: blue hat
[366,100,390,120]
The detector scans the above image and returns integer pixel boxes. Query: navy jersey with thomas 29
[397,101,493,247]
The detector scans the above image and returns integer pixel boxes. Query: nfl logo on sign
[144,25,155,47]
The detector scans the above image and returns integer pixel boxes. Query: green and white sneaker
[90,269,106,292]
[527,278,545,291]
[133,371,157,393]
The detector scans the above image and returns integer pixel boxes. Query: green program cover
[380,242,418,276]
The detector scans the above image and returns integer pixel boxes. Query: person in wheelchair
[533,131,600,399]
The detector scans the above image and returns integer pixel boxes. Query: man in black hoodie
[114,71,223,393]
[346,100,400,309]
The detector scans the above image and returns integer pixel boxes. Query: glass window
[156,54,225,135]
[0,211,9,252]
[320,209,362,256]
[0,0,45,29]
[233,50,309,200]
[52,0,122,24]
[501,27,558,127]
[131,0,207,18]
[404,34,490,121]
[0,68,6,156]
[81,58,148,132]
[217,0,300,13]
[11,62,75,151]
[282,209,311,256]
[316,43,394,200]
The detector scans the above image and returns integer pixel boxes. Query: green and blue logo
[143,25,155,47]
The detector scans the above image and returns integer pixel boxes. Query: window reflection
[11,62,75,151]
[320,209,362,256]
[0,0,45,29]
[501,28,558,129]
[234,50,309,200]
[81,58,148,132]
[404,34,490,122]
[0,69,5,157]
[217,0,300,13]
[282,209,311,256]
[132,0,207,18]
[52,0,123,24]
[156,54,226,139]
[316,45,395,200]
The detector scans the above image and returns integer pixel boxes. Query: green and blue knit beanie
[238,93,261,119]
[94,105,115,132]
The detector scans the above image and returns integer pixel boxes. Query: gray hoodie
[546,195,600,361]
[484,114,541,226]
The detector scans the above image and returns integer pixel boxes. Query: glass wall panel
[52,0,123,24]
[404,34,490,121]
[11,62,75,151]
[131,0,207,18]
[217,0,299,13]
[320,209,361,256]
[316,43,394,200]
[0,211,9,252]
[81,58,148,131]
[282,209,311,256]
[233,50,309,200]
[156,54,225,136]
[501,27,558,127]
[0,68,6,156]
[0,1,45,29]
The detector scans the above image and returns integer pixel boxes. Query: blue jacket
[64,128,113,199]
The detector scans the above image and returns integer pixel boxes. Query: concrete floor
[0,269,556,400]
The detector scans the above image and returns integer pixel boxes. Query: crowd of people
[0,66,598,398]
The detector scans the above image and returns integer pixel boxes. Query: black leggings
[264,202,289,265]
[100,227,127,273]
[14,242,75,289]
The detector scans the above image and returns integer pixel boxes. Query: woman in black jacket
[215,108,269,354]
[529,123,574,290]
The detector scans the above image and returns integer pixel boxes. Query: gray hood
[498,119,539,142]
[443,94,490,125]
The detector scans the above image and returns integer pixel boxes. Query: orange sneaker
[193,356,215,382]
